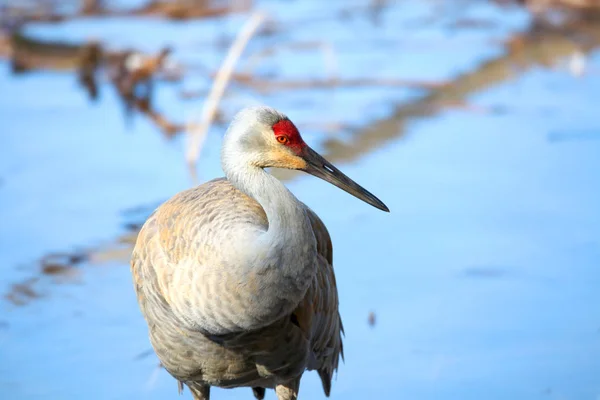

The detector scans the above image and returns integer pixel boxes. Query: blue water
[1,1,599,399]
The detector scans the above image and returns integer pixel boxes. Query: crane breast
[135,179,317,335]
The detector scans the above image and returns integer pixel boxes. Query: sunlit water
[1,1,599,399]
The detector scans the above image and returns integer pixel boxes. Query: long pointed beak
[301,146,389,212]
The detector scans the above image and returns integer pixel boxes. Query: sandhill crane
[131,106,389,400]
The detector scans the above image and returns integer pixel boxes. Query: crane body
[131,106,388,400]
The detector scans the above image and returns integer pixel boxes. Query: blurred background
[1,0,600,399]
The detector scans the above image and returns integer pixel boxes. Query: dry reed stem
[185,11,266,179]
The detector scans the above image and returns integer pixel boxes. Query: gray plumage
[131,106,387,400]
[132,177,342,398]
[131,106,342,400]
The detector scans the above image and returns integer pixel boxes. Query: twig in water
[134,348,156,361]
[145,362,163,392]
[185,11,266,181]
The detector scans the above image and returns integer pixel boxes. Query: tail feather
[317,369,332,397]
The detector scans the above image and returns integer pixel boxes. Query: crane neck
[218,157,318,329]
[217,115,319,327]
[226,163,313,246]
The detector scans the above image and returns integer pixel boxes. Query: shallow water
[1,1,599,399]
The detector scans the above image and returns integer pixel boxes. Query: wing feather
[292,206,343,396]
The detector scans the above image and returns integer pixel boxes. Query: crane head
[224,106,389,212]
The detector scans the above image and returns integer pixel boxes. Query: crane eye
[276,136,289,144]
